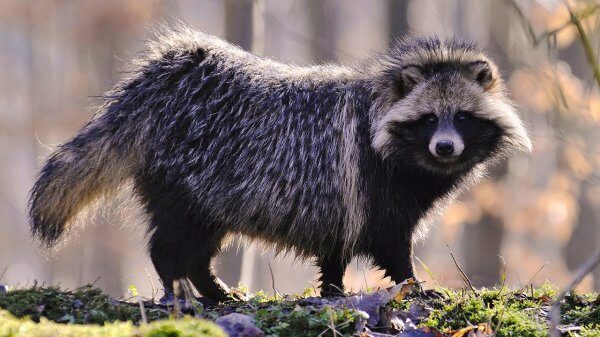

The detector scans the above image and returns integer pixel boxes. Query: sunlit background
[1,0,599,298]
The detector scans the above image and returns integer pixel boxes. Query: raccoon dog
[29,25,531,302]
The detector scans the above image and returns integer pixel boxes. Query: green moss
[561,292,600,329]
[577,325,600,337]
[253,305,359,337]
[0,310,225,337]
[1,284,599,336]
[416,286,600,337]
[141,318,226,337]
[0,285,168,324]
[419,288,551,337]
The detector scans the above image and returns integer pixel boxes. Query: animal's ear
[467,61,496,91]
[395,65,425,97]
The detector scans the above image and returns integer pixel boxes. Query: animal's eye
[424,114,437,127]
[455,111,470,123]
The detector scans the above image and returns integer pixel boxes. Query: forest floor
[0,281,598,337]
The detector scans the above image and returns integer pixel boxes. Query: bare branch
[505,0,600,48]
[564,2,600,88]
[268,261,282,299]
[550,250,600,337]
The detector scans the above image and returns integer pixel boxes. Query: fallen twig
[145,268,158,301]
[445,244,477,296]
[0,267,7,283]
[137,296,148,324]
[550,250,600,337]
[268,261,282,299]
[172,279,182,318]
[180,279,203,316]
[524,262,549,290]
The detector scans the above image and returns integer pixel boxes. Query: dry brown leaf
[540,294,553,305]
[420,326,446,337]
[592,294,600,306]
[448,323,493,337]
[393,278,417,302]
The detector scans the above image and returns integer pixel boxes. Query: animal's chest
[362,166,458,239]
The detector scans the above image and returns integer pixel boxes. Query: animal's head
[370,37,532,175]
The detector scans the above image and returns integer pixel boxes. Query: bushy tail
[29,113,139,247]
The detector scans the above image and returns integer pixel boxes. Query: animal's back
[133,28,360,255]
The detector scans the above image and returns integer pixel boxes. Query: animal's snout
[435,140,454,157]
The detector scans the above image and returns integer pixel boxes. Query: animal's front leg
[372,233,416,284]
[318,254,350,297]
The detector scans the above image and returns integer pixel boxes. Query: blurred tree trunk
[82,8,141,296]
[387,0,410,45]
[460,0,508,287]
[225,0,253,50]
[241,0,341,294]
[218,0,254,288]
[558,30,600,291]
[460,172,506,287]
[306,0,336,63]
[381,0,412,285]
[565,184,600,290]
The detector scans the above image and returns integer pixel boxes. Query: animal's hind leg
[147,210,230,302]
[318,253,350,297]
[185,231,230,303]
[148,225,187,298]
[146,203,204,298]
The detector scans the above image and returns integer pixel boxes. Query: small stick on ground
[268,261,282,299]
[180,279,203,316]
[495,259,550,335]
[0,267,7,284]
[127,284,148,324]
[362,268,369,292]
[550,250,600,337]
[172,279,182,318]
[145,268,158,300]
[90,276,101,287]
[524,262,549,290]
[445,244,477,296]
[309,281,319,297]
[137,296,148,324]
[498,256,508,294]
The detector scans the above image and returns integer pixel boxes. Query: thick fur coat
[29,25,531,302]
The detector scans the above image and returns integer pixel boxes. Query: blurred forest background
[1,0,599,298]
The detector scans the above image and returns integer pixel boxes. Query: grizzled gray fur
[29,25,531,302]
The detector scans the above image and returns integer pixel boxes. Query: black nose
[435,140,454,156]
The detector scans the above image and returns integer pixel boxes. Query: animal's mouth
[433,156,460,164]
[412,152,465,176]
[419,152,474,175]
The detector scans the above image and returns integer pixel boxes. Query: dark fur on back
[29,25,530,301]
